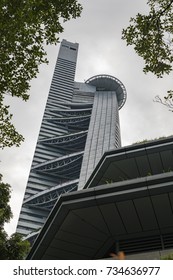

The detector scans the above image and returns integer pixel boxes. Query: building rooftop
[84,135,173,189]
[86,74,127,109]
[27,136,173,260]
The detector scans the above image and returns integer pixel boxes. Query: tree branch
[154,95,173,111]
[159,0,173,17]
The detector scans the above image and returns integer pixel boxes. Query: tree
[122,0,173,106]
[155,92,173,111]
[0,100,24,148]
[0,0,82,148]
[0,174,30,259]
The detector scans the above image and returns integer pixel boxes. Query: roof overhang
[84,136,173,189]
[27,174,173,259]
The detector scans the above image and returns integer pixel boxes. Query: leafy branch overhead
[122,0,173,78]
[0,98,24,148]
[155,90,173,111]
[0,0,82,148]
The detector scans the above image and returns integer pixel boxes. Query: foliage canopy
[0,0,82,148]
[122,0,173,78]
[122,0,173,110]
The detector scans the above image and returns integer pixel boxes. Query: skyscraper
[16,39,126,240]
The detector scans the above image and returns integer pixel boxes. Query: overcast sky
[1,0,173,235]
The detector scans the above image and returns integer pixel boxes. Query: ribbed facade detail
[17,40,126,240]
[78,90,120,189]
